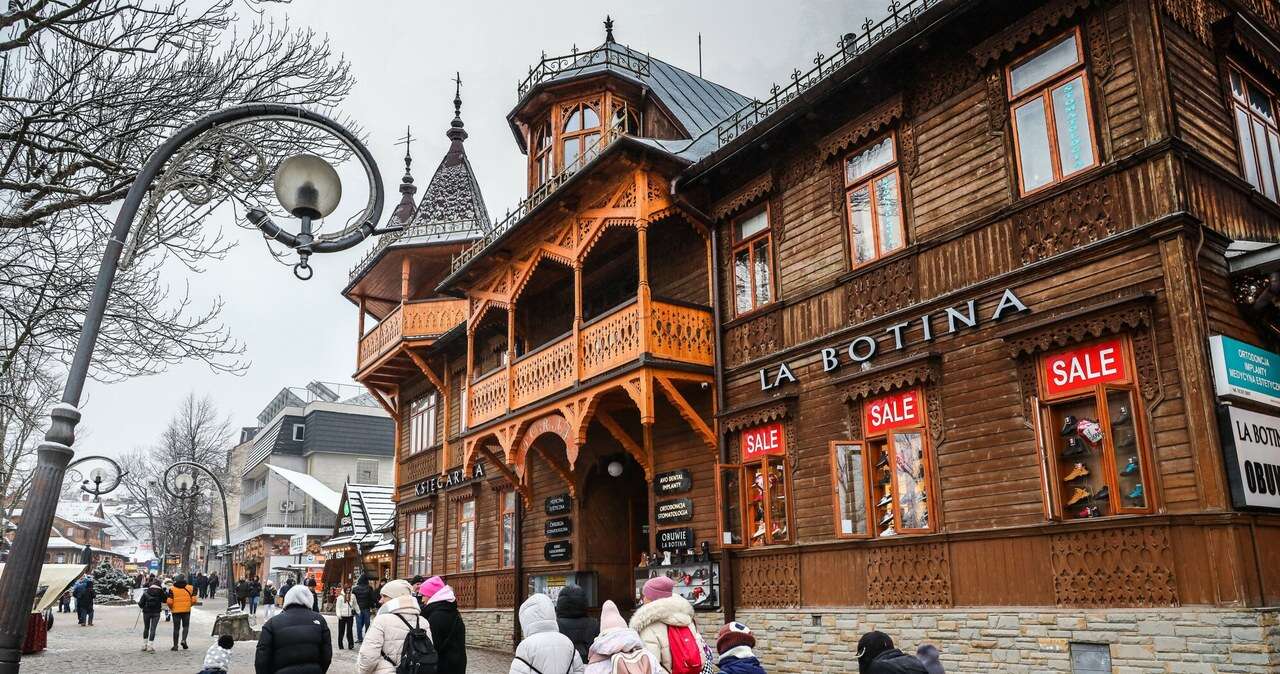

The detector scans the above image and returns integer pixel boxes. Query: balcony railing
[229,513,333,545]
[357,298,468,372]
[348,218,488,283]
[517,42,650,100]
[467,299,713,427]
[240,487,268,513]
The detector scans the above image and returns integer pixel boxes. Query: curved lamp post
[160,462,235,612]
[0,104,390,672]
[63,456,125,567]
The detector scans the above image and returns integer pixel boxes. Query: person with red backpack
[629,577,711,674]
[584,600,662,674]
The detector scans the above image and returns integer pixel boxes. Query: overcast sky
[76,0,882,459]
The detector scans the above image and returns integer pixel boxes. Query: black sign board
[544,493,571,515]
[544,541,572,562]
[655,497,694,524]
[544,517,573,538]
[654,469,693,495]
[656,527,694,552]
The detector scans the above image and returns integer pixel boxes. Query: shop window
[830,441,870,537]
[356,459,378,484]
[719,422,790,547]
[499,490,517,569]
[1229,67,1280,202]
[532,121,554,186]
[731,208,774,316]
[457,499,475,572]
[1038,337,1153,519]
[844,134,906,267]
[1007,29,1098,194]
[407,510,433,576]
[561,100,601,168]
[408,392,438,455]
[853,388,935,537]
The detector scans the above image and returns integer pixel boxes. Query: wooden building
[346,2,1280,669]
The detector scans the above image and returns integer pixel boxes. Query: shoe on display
[1117,432,1136,450]
[877,492,893,507]
[772,525,788,539]
[1093,486,1110,502]
[1061,437,1087,458]
[662,551,673,566]
[1127,483,1144,501]
[1060,415,1078,437]
[880,526,897,537]
[1121,456,1139,475]
[1066,487,1090,506]
[1063,463,1089,482]
[1077,505,1101,518]
[1112,405,1131,425]
[750,524,765,540]
[876,453,889,468]
[879,510,894,527]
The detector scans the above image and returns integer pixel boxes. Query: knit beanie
[599,600,627,633]
[380,579,414,600]
[418,575,446,599]
[857,631,895,673]
[641,576,675,601]
[717,622,756,654]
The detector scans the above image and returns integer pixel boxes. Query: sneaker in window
[1060,415,1078,437]
[751,524,765,540]
[877,493,893,508]
[1111,405,1131,425]
[878,510,894,527]
[1061,437,1087,458]
[876,453,889,468]
[1121,456,1139,475]
[1065,487,1090,506]
[1093,486,1110,502]
[1076,505,1101,518]
[1116,432,1136,450]
[1063,463,1089,482]
[1126,483,1144,501]
[880,526,897,537]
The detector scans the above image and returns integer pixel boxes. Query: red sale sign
[864,388,922,435]
[741,422,786,460]
[1043,338,1127,395]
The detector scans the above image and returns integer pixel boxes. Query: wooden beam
[405,349,445,392]
[596,410,651,481]
[363,383,401,423]
[480,445,530,506]
[532,443,576,498]
[655,375,716,453]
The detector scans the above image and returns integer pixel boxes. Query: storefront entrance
[578,452,649,613]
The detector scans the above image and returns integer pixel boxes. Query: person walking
[715,622,766,674]
[584,600,661,674]
[235,577,250,611]
[855,631,927,674]
[162,577,173,622]
[510,593,584,674]
[248,576,263,615]
[351,573,377,644]
[335,587,355,651]
[167,576,196,651]
[255,585,333,674]
[137,581,166,653]
[208,572,220,599]
[419,576,467,673]
[629,576,708,674]
[356,579,433,674]
[72,576,95,627]
[556,584,599,664]
[57,591,70,613]
[262,580,279,621]
[915,645,945,674]
[305,575,320,612]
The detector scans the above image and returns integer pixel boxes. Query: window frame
[1006,27,1100,196]
[859,388,937,537]
[407,509,434,577]
[532,120,554,187]
[828,440,875,540]
[558,99,602,171]
[456,498,476,572]
[408,392,439,455]
[843,132,907,269]
[728,424,793,548]
[1035,336,1156,519]
[355,459,379,485]
[291,423,305,442]
[498,490,517,569]
[1227,64,1280,201]
[730,205,775,318]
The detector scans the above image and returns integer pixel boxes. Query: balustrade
[648,300,715,366]
[580,301,642,381]
[357,298,468,371]
[511,335,576,409]
[468,368,509,427]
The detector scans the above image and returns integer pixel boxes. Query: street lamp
[160,462,235,613]
[0,104,392,672]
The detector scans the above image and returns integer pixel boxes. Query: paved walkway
[22,603,512,673]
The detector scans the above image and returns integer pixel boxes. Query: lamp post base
[211,611,257,641]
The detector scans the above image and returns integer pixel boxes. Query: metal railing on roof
[714,0,944,148]
[517,42,650,100]
[348,217,486,282]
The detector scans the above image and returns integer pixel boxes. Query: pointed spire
[396,125,415,183]
[447,71,468,144]
[391,125,417,223]
[604,15,615,42]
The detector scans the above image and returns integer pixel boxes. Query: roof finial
[447,72,468,144]
[395,125,415,181]
[604,15,614,42]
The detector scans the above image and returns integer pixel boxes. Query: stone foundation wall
[462,608,515,651]
[735,607,1280,673]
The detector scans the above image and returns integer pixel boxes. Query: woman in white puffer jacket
[510,593,585,674]
[357,579,431,674]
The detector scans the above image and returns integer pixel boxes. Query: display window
[718,422,791,548]
[829,441,871,538]
[1037,337,1153,519]
[407,510,433,576]
[499,490,517,569]
[457,499,476,572]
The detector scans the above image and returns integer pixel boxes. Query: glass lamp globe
[607,460,624,477]
[274,153,342,219]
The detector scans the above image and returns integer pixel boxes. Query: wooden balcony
[467,298,714,427]
[356,298,467,375]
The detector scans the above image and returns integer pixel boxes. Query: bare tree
[0,347,58,522]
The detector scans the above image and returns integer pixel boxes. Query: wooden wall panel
[1252,522,1280,606]
[1098,2,1147,157]
[651,393,720,549]
[798,547,868,606]
[1163,19,1238,172]
[521,446,575,575]
[774,169,846,299]
[949,536,1055,605]
[648,217,710,305]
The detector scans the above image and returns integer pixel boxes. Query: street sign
[289,534,306,555]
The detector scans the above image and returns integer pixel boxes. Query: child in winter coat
[584,600,661,674]
[510,593,584,674]
[200,634,235,673]
[716,622,766,674]
[629,576,710,674]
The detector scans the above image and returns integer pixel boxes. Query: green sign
[1210,336,1280,408]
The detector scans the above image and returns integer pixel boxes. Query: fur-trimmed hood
[628,595,695,633]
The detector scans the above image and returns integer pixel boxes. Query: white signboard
[289,533,307,555]
[1218,405,1280,510]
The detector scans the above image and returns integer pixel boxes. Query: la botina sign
[758,289,1030,390]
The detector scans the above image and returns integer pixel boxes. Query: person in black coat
[857,631,928,674]
[235,578,250,610]
[554,584,598,663]
[418,576,467,673]
[255,585,332,674]
[208,572,219,598]
[350,573,377,643]
[137,583,166,652]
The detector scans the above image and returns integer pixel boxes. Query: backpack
[383,613,438,674]
[666,624,703,674]
[612,650,654,674]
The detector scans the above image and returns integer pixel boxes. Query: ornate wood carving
[1002,294,1154,358]
[1016,357,1040,426]
[845,257,916,326]
[866,542,953,608]
[909,47,982,115]
[1050,525,1178,607]
[1014,177,1118,266]
[840,353,941,403]
[451,574,478,609]
[899,121,919,178]
[1086,10,1113,82]
[985,70,1008,135]
[1159,0,1227,47]
[818,95,904,160]
[925,381,945,446]
[711,172,774,222]
[495,571,516,608]
[737,551,801,608]
[778,144,820,191]
[722,398,794,433]
[971,0,1095,67]
[725,311,780,369]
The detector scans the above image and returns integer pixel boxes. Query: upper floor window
[732,208,773,316]
[845,134,905,267]
[291,423,305,442]
[561,100,601,168]
[356,459,379,484]
[499,490,517,569]
[408,393,438,455]
[1008,30,1098,194]
[457,499,475,572]
[1229,67,1280,202]
[611,101,639,134]
[407,510,433,577]
[533,122,554,187]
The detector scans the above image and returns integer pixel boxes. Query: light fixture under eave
[607,460,624,477]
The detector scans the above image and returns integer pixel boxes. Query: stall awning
[267,464,341,513]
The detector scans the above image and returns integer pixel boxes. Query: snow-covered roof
[266,464,341,513]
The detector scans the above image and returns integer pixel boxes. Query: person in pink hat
[629,576,710,674]
[585,600,662,674]
[418,575,467,673]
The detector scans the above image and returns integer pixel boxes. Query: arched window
[611,104,639,134]
[560,100,601,168]
[533,121,553,186]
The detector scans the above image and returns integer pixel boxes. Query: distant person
[235,578,250,611]
[356,579,435,674]
[630,576,708,674]
[248,576,263,615]
[334,587,355,651]
[200,634,235,674]
[255,585,332,674]
[419,576,467,673]
[137,581,166,652]
[208,572,220,599]
[856,631,927,674]
[305,575,319,612]
[584,600,660,674]
[261,580,279,621]
[167,576,195,650]
[351,574,377,643]
[510,593,584,674]
[57,591,70,613]
[556,584,599,664]
[195,572,208,599]
[72,576,95,626]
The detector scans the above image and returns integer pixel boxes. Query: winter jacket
[137,586,166,615]
[235,580,250,601]
[628,595,708,674]
[356,594,429,674]
[916,645,945,674]
[422,586,467,674]
[556,585,599,664]
[203,643,233,671]
[867,649,929,674]
[167,583,194,614]
[72,580,95,606]
[718,646,768,674]
[262,585,278,605]
[255,586,332,674]
[352,577,378,611]
[249,580,263,598]
[584,627,662,674]
[510,594,585,674]
[335,594,354,619]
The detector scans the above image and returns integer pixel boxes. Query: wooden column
[573,263,583,383]
[637,222,651,355]
[506,307,516,413]
[400,257,411,302]
[392,385,402,503]
[643,422,657,557]
[465,329,475,432]
[442,365,451,464]
[357,296,367,369]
